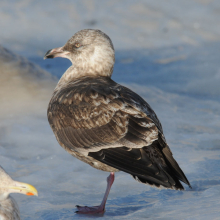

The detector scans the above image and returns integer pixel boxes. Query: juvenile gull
[44,29,191,214]
[0,166,38,220]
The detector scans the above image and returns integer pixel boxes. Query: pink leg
[75,172,115,214]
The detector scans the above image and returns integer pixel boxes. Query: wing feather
[48,76,191,189]
[89,143,186,190]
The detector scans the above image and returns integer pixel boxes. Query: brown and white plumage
[0,166,38,220]
[44,29,191,214]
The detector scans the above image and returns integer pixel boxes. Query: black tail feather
[89,141,191,190]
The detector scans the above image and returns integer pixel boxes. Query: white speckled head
[0,166,14,200]
[0,166,38,201]
[44,29,115,79]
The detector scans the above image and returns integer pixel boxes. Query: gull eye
[74,43,81,48]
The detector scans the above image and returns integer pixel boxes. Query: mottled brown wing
[89,138,191,190]
[48,77,190,189]
[49,87,124,153]
[48,77,160,153]
[112,84,191,189]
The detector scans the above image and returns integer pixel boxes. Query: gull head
[44,29,115,77]
[0,166,38,201]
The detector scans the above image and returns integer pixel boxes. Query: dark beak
[44,47,69,60]
[44,49,54,59]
